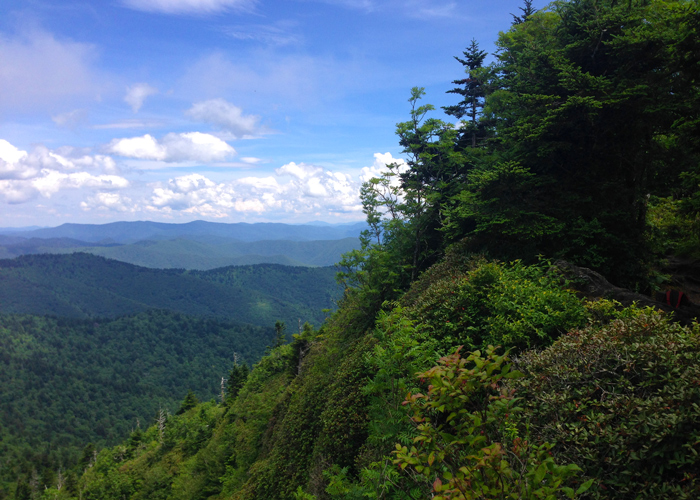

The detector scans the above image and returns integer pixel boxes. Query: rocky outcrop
[552,260,700,325]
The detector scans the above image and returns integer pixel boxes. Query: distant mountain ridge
[2,220,367,243]
[0,253,341,327]
[0,235,360,269]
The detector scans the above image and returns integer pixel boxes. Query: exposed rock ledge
[552,260,700,325]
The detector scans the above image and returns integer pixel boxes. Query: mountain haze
[3,220,367,244]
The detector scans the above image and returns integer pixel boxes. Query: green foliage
[395,346,585,499]
[647,196,700,258]
[515,309,700,498]
[226,362,250,403]
[14,3,700,500]
[176,390,199,415]
[405,258,586,351]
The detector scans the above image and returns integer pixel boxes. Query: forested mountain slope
[0,253,340,327]
[0,311,273,497]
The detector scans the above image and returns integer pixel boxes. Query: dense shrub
[395,346,589,500]
[514,309,700,499]
[404,258,586,352]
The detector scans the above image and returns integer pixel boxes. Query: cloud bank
[1,136,406,223]
[0,140,128,205]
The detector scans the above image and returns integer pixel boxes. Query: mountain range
[0,221,364,270]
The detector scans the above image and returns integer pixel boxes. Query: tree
[511,0,537,25]
[226,362,249,402]
[274,320,287,348]
[446,0,700,286]
[176,390,199,414]
[444,39,489,148]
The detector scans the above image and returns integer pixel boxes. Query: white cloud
[0,139,28,165]
[121,0,255,15]
[0,139,129,205]
[147,160,365,217]
[0,30,99,112]
[81,193,135,212]
[124,83,159,113]
[276,161,321,180]
[186,99,262,138]
[32,171,129,198]
[107,132,236,162]
[359,152,408,184]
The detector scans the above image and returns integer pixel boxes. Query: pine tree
[176,390,199,415]
[511,0,536,25]
[444,39,488,148]
[226,363,249,402]
[274,320,286,348]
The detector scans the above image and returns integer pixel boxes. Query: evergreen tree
[226,363,249,402]
[444,39,488,148]
[274,320,286,348]
[176,390,199,414]
[511,0,536,25]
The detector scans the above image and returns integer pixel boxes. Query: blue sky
[0,0,538,227]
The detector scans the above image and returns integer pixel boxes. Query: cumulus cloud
[0,139,128,205]
[121,0,255,15]
[146,160,364,217]
[124,83,158,113]
[107,132,236,162]
[0,30,98,112]
[359,152,408,184]
[81,192,135,212]
[185,99,262,138]
[0,139,28,165]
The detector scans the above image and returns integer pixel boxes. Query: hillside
[0,253,340,327]
[53,254,700,500]
[0,310,273,494]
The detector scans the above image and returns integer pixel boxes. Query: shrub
[515,308,700,499]
[406,259,586,352]
[395,346,588,499]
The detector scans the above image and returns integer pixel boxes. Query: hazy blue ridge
[0,220,368,243]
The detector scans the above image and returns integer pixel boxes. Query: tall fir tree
[444,39,488,148]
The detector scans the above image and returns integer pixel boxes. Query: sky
[0,0,539,227]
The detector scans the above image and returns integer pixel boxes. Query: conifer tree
[226,363,249,402]
[444,39,488,148]
[176,390,199,414]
